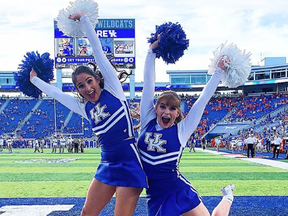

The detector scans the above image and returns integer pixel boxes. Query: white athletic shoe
[221,184,235,196]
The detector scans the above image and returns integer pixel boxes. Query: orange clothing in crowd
[211,139,215,148]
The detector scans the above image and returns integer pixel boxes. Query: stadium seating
[0,93,288,139]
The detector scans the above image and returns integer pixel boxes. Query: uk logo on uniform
[90,103,110,124]
[144,132,167,153]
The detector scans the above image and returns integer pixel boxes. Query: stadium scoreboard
[54,19,136,70]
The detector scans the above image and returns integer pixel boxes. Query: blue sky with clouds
[0,0,288,82]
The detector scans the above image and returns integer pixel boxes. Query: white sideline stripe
[0,205,74,216]
[197,148,288,170]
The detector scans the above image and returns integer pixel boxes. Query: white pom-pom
[208,42,252,88]
[56,0,99,37]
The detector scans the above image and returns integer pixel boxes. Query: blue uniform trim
[92,106,125,135]
[139,149,181,165]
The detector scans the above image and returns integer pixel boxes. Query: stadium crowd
[0,92,288,159]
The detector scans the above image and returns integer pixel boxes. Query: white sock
[221,184,235,204]
[223,194,234,204]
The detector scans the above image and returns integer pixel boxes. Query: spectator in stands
[211,137,215,148]
[137,38,234,216]
[30,12,146,216]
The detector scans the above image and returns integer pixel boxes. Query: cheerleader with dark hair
[30,12,146,216]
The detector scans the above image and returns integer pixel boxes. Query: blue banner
[62,83,130,91]
[54,19,135,38]
[54,28,135,38]
[96,19,135,29]
[55,57,135,69]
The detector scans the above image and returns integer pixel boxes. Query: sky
[1,0,288,82]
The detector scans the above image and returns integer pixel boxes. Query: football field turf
[0,148,287,215]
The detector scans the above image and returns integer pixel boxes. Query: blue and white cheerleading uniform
[31,16,146,189]
[138,49,223,215]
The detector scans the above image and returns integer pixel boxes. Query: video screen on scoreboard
[76,38,93,57]
[100,38,113,56]
[55,38,74,57]
[113,38,135,57]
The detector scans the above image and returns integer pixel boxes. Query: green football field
[0,148,287,198]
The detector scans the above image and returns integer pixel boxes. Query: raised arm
[69,13,125,100]
[140,43,157,130]
[178,56,229,145]
[30,69,88,119]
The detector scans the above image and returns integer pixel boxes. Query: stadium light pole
[129,69,135,99]
[82,116,84,136]
[54,99,57,136]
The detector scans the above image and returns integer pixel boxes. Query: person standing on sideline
[285,140,288,159]
[74,137,79,153]
[272,133,282,158]
[244,133,256,158]
[59,135,66,153]
[215,136,221,152]
[0,136,4,152]
[266,136,271,152]
[66,136,73,153]
[196,137,201,148]
[7,136,13,153]
[230,138,237,153]
[40,137,45,153]
[30,11,146,216]
[201,137,207,150]
[34,138,40,153]
[137,39,235,216]
[51,136,58,154]
[188,135,196,153]
[80,137,85,153]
